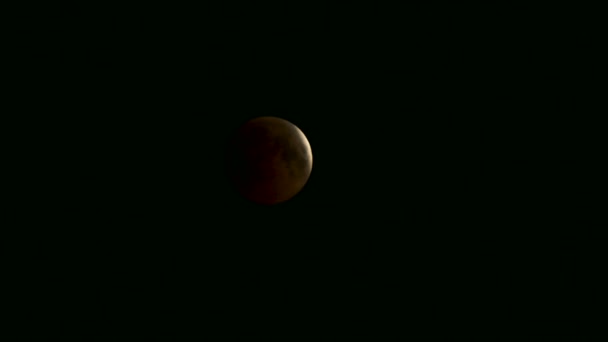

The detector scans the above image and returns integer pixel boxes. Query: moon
[225,116,313,205]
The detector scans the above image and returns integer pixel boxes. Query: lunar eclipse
[225,116,313,205]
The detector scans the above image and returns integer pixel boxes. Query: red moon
[225,116,313,205]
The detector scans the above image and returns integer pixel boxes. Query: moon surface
[225,116,313,205]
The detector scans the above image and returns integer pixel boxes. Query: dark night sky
[8,3,598,338]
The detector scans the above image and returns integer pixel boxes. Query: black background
[7,3,599,338]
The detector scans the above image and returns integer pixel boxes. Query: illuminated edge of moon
[294,125,313,170]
